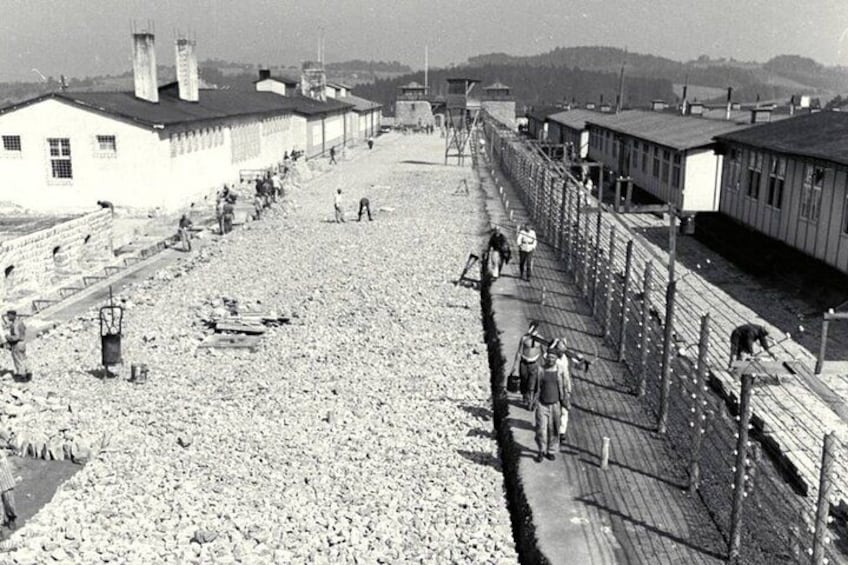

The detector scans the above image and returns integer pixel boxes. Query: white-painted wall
[0,98,164,211]
[0,98,309,212]
[682,150,723,212]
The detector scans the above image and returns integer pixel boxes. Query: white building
[586,110,752,213]
[0,33,362,213]
[546,108,601,159]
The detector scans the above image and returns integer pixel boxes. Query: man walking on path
[517,321,542,408]
[178,214,193,252]
[358,197,373,221]
[367,137,374,150]
[516,224,537,281]
[2,312,29,382]
[529,349,569,462]
[550,338,574,440]
[329,146,337,165]
[486,226,511,279]
[334,189,345,223]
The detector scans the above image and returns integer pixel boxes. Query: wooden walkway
[479,160,728,564]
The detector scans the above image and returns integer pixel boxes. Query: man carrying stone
[517,321,542,408]
[222,196,236,235]
[486,226,511,279]
[2,312,29,383]
[178,214,193,252]
[358,197,373,222]
[529,349,569,462]
[516,224,537,281]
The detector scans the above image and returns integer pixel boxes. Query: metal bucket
[101,334,122,366]
[130,364,148,384]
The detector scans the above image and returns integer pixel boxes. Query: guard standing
[2,311,29,382]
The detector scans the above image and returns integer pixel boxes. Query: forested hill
[467,47,848,103]
[353,64,675,115]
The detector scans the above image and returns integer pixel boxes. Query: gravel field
[0,134,518,564]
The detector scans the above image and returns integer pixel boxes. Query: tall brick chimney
[132,32,159,103]
[175,38,199,102]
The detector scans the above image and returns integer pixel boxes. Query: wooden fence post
[603,225,617,338]
[689,313,711,492]
[637,261,654,397]
[727,373,755,565]
[812,432,837,564]
[618,240,634,362]
[657,280,678,434]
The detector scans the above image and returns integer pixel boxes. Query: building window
[671,153,681,188]
[612,138,618,159]
[800,164,825,222]
[746,151,763,199]
[767,157,785,209]
[727,147,742,191]
[661,150,670,183]
[642,144,649,173]
[95,135,117,156]
[652,147,660,177]
[47,138,72,180]
[2,135,22,154]
[632,141,639,169]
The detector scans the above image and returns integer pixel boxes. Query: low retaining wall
[0,210,113,304]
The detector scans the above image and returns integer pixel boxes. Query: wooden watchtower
[444,77,480,165]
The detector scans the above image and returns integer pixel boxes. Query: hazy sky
[2,0,848,81]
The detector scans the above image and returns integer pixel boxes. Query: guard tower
[399,81,427,100]
[481,82,515,129]
[445,77,480,165]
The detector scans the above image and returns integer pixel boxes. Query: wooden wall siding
[720,143,848,274]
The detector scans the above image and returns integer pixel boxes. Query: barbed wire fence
[481,115,845,565]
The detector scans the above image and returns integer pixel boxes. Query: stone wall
[482,101,516,130]
[395,100,435,128]
[0,210,113,304]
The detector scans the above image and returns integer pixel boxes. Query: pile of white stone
[0,137,517,564]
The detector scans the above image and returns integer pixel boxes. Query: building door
[619,138,631,176]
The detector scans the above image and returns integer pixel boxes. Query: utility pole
[424,45,429,96]
[615,48,627,114]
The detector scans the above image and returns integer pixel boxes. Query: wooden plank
[198,334,262,350]
[214,322,267,335]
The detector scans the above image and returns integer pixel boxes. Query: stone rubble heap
[0,138,517,564]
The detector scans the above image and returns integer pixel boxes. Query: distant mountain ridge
[467,46,848,103]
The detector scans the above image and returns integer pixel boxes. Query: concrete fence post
[657,280,678,434]
[727,373,755,564]
[689,313,711,492]
[618,240,634,362]
[812,432,837,564]
[637,261,654,397]
[603,224,617,339]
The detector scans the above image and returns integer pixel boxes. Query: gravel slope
[0,135,518,564]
